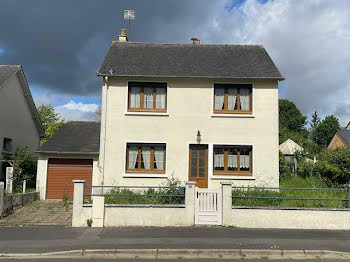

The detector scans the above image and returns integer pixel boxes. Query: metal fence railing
[231,186,350,208]
[83,185,185,205]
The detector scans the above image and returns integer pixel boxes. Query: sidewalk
[0,226,349,255]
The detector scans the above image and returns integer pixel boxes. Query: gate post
[92,194,105,227]
[0,182,4,217]
[221,182,232,225]
[72,180,85,227]
[185,181,196,225]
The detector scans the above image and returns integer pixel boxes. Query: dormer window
[128,82,167,112]
[214,84,252,114]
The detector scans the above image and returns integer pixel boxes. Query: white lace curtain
[228,153,237,169]
[154,147,164,169]
[128,146,138,169]
[214,151,224,168]
[155,88,166,109]
[228,88,238,110]
[144,87,153,109]
[130,87,140,108]
[215,88,225,110]
[141,147,151,169]
[240,154,250,169]
[240,88,249,110]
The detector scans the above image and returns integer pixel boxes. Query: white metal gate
[195,188,222,225]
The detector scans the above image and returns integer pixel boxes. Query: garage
[36,121,100,200]
[46,158,93,199]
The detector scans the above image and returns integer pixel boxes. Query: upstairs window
[213,145,252,176]
[214,84,252,114]
[2,138,13,152]
[128,82,167,112]
[126,143,166,173]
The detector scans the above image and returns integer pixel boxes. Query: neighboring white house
[95,31,284,189]
[0,65,44,181]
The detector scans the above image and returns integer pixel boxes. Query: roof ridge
[0,65,22,67]
[111,41,264,48]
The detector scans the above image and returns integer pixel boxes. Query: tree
[309,111,321,142]
[37,104,60,130]
[279,99,307,133]
[9,146,38,191]
[37,104,64,144]
[40,121,65,144]
[314,115,339,147]
[94,106,101,121]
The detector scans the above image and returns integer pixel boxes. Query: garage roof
[37,121,100,154]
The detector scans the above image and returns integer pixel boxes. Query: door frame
[188,144,209,188]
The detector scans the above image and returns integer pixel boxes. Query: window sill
[211,114,255,118]
[125,112,169,116]
[210,175,255,180]
[123,173,168,178]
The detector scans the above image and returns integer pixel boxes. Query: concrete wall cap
[221,182,233,186]
[185,181,196,185]
[73,180,86,183]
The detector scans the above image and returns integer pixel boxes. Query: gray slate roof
[37,121,100,154]
[338,130,350,145]
[98,42,284,80]
[0,65,21,87]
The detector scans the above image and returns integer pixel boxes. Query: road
[0,226,349,260]
[0,259,345,262]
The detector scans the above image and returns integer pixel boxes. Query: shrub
[279,151,290,178]
[297,161,314,178]
[318,147,350,185]
[313,160,341,186]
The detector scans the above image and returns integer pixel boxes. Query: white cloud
[199,0,350,125]
[55,100,99,121]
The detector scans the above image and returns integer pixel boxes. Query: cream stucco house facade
[94,33,284,189]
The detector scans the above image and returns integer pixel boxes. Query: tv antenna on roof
[124,9,135,40]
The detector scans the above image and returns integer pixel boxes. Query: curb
[1,249,350,260]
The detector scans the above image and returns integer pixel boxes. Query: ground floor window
[213,145,252,176]
[126,143,166,173]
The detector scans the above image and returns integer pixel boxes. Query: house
[35,30,284,199]
[36,121,100,199]
[95,30,283,190]
[0,65,44,182]
[328,122,350,150]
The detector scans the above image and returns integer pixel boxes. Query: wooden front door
[188,144,208,188]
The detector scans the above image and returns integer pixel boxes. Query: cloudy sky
[1,0,349,125]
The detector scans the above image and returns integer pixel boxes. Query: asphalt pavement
[0,226,349,260]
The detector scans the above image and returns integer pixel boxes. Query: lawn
[232,175,348,208]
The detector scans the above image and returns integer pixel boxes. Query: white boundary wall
[72,181,350,229]
[72,180,196,227]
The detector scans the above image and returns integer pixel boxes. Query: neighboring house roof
[338,130,350,145]
[279,139,303,155]
[97,42,284,80]
[0,65,45,137]
[36,121,100,154]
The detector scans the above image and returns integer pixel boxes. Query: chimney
[191,38,200,45]
[118,29,128,42]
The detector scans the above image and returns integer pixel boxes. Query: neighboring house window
[2,138,13,152]
[214,84,252,114]
[213,145,252,175]
[128,82,167,112]
[126,143,166,173]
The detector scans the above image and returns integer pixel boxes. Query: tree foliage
[37,104,60,130]
[279,99,307,133]
[9,146,38,191]
[37,104,64,144]
[314,115,339,148]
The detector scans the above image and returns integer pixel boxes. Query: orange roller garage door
[46,158,93,199]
